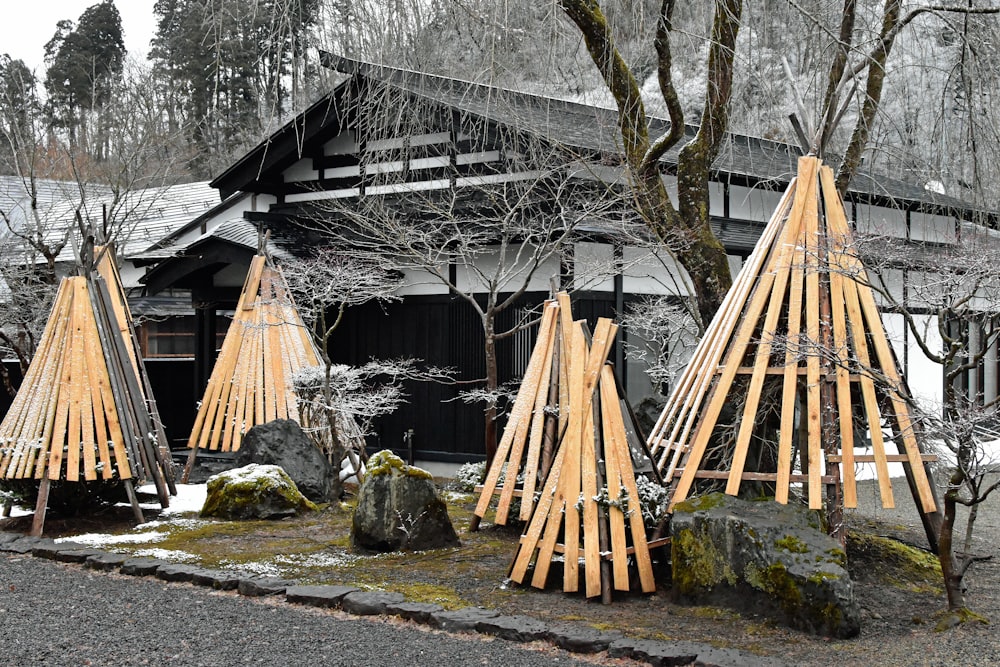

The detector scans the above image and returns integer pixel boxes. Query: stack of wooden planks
[475,293,657,602]
[183,254,321,480]
[647,156,938,530]
[0,244,174,535]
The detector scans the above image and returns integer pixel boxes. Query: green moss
[750,562,801,608]
[672,526,735,594]
[824,548,847,568]
[847,531,942,593]
[934,607,989,631]
[807,571,840,584]
[672,492,727,514]
[366,450,433,480]
[774,535,809,554]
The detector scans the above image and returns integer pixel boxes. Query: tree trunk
[939,485,966,611]
[484,318,499,467]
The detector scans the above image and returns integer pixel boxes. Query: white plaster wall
[729,184,787,223]
[454,245,560,294]
[854,203,907,239]
[395,266,450,296]
[910,212,957,244]
[283,158,320,183]
[621,245,693,296]
[574,241,615,292]
[323,134,358,155]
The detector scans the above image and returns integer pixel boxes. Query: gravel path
[0,556,596,667]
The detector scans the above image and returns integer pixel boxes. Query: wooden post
[123,479,145,525]
[30,477,51,537]
[181,446,200,484]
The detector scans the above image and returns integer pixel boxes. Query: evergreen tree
[43,0,125,149]
[151,0,320,177]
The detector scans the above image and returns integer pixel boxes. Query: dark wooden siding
[326,291,620,462]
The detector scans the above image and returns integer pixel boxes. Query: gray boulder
[236,419,340,502]
[670,493,860,638]
[351,450,460,552]
[201,464,318,520]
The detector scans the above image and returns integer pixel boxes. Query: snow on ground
[137,482,207,514]
[44,484,209,550]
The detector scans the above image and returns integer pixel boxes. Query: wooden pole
[123,479,145,525]
[30,478,50,537]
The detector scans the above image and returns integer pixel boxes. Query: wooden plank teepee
[647,156,938,534]
[0,244,173,535]
[182,254,321,480]
[475,293,657,601]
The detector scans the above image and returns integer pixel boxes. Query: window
[139,315,230,358]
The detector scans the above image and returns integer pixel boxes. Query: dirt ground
[3,477,999,666]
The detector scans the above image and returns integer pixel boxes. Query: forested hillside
[1,0,997,207]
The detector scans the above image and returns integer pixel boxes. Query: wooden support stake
[30,477,50,537]
[123,478,144,525]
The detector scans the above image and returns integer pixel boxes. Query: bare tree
[0,58,189,394]
[849,220,1000,620]
[294,81,641,463]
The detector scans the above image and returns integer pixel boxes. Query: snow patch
[57,531,168,546]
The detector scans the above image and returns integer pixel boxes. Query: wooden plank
[87,351,113,481]
[600,367,630,591]
[4,282,72,478]
[559,325,587,593]
[241,256,266,311]
[476,301,555,521]
[496,303,557,524]
[30,477,50,537]
[604,372,655,593]
[725,191,804,494]
[509,433,568,585]
[775,236,808,504]
[673,468,840,483]
[520,303,559,520]
[828,454,938,463]
[827,201,936,512]
[581,379,601,599]
[79,309,99,482]
[672,158,820,508]
[47,278,84,480]
[222,309,256,453]
[835,236,895,507]
[649,180,797,470]
[821,165,859,508]
[803,173,823,510]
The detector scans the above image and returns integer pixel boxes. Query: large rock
[201,464,318,520]
[670,493,860,638]
[351,450,460,552]
[235,419,340,502]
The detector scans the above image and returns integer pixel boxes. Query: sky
[0,1,158,74]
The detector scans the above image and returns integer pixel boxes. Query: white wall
[454,245,561,294]
[729,184,786,223]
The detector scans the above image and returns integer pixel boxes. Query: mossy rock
[351,450,459,552]
[201,464,318,520]
[670,492,860,639]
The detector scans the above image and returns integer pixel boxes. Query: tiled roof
[325,55,978,215]
[0,179,218,264]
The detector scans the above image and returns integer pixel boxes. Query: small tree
[851,221,1000,620]
[283,250,451,478]
[282,250,401,474]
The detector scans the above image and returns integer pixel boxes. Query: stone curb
[0,531,787,667]
[238,576,296,597]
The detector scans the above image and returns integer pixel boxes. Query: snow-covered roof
[0,179,218,265]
